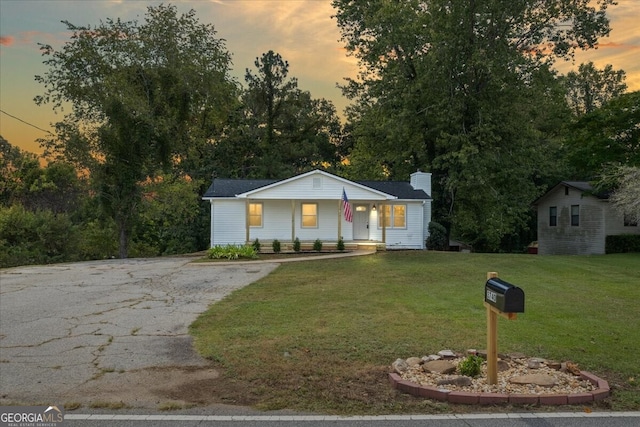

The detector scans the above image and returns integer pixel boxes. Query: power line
[0,109,52,134]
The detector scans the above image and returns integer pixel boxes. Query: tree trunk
[118,219,129,259]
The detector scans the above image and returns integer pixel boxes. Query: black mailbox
[485,278,525,313]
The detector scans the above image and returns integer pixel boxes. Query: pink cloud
[0,35,15,46]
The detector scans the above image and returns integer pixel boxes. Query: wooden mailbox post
[484,272,525,385]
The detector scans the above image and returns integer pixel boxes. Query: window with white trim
[378,204,406,228]
[301,203,318,228]
[249,203,263,227]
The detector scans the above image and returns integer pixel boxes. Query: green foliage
[458,355,483,378]
[564,62,627,116]
[566,91,640,178]
[35,4,237,257]
[252,238,261,253]
[332,0,614,250]
[132,175,202,256]
[293,237,301,252]
[337,237,345,251]
[212,50,342,179]
[426,222,448,251]
[272,239,281,253]
[76,219,118,260]
[313,238,323,252]
[0,205,78,267]
[606,235,640,254]
[206,245,257,260]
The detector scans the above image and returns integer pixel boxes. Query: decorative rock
[425,354,441,361]
[438,349,457,359]
[566,362,581,376]
[528,358,545,369]
[508,352,527,360]
[510,374,557,387]
[497,360,510,372]
[437,376,473,387]
[476,350,487,359]
[392,358,409,374]
[547,361,562,370]
[406,357,422,367]
[423,360,457,375]
[467,349,477,356]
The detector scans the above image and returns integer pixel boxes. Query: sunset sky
[1,0,639,156]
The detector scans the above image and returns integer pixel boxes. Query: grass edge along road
[190,252,640,414]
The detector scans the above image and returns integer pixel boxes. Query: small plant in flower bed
[293,237,301,252]
[252,238,261,252]
[458,355,483,378]
[272,239,281,253]
[207,245,258,260]
[313,238,323,251]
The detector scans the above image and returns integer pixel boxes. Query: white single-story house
[203,169,432,250]
[534,181,640,255]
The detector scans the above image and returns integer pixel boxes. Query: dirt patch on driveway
[68,365,239,408]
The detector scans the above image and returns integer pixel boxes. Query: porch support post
[245,199,250,244]
[337,199,342,241]
[291,200,295,242]
[382,203,386,244]
[209,200,214,248]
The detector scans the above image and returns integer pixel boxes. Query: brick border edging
[389,371,610,405]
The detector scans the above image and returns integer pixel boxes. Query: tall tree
[608,166,640,224]
[565,62,627,116]
[35,5,237,257]
[332,0,613,250]
[567,90,640,179]
[214,51,342,179]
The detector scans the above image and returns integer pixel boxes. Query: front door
[352,204,369,240]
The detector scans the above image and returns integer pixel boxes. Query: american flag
[342,188,353,222]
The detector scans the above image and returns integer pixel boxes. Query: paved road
[63,411,640,426]
[0,257,278,405]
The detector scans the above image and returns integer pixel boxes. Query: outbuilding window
[571,205,580,226]
[549,206,557,227]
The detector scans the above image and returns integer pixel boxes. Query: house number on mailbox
[486,289,497,303]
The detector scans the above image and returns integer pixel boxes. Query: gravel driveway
[0,257,278,407]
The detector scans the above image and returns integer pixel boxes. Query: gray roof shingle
[203,176,430,200]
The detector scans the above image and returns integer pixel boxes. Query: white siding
[294,200,342,241]
[369,201,426,249]
[207,170,432,249]
[246,172,387,201]
[250,200,292,242]
[210,199,246,246]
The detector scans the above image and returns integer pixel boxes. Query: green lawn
[190,252,640,414]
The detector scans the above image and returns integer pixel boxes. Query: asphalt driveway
[0,257,279,406]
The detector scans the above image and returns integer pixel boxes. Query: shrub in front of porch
[207,245,258,260]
